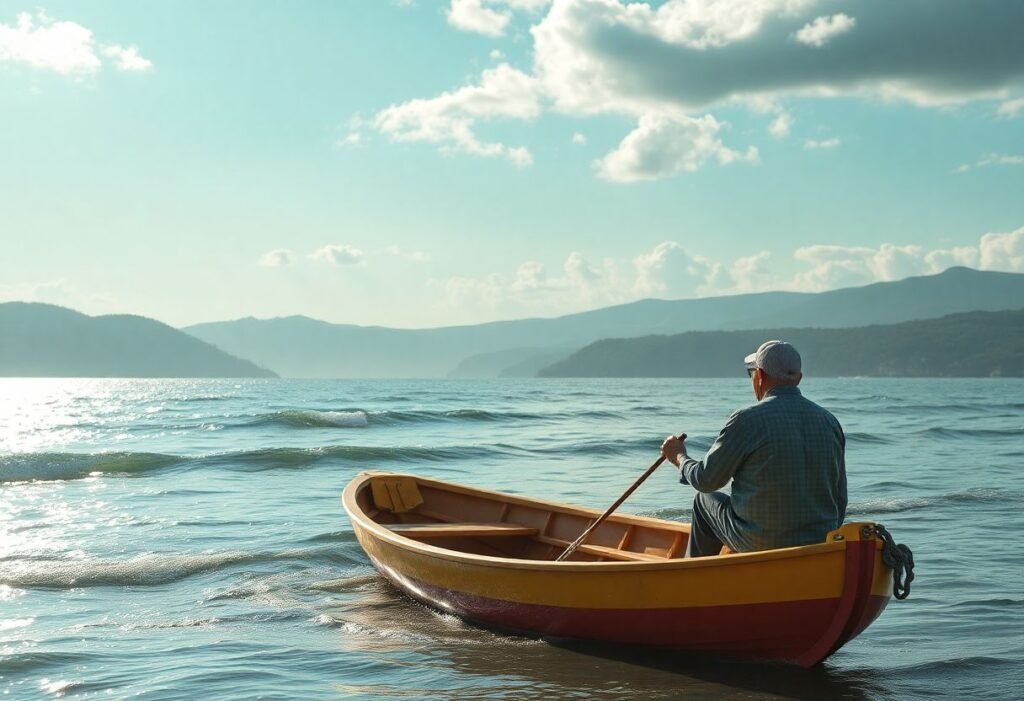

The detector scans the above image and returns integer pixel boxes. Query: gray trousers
[685,491,737,558]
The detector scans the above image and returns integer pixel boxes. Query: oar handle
[555,433,686,562]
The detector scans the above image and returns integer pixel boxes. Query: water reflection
[326,579,885,700]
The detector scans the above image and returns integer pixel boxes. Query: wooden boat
[342,471,893,667]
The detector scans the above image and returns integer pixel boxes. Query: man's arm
[679,410,757,492]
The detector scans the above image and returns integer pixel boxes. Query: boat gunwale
[342,471,857,572]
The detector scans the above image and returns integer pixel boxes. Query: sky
[1,0,1022,329]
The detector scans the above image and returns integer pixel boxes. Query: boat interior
[358,474,697,563]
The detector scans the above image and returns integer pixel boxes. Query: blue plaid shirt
[680,385,847,552]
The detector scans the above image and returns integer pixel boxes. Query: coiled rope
[874,523,915,600]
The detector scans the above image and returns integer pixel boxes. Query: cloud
[0,11,151,75]
[448,0,510,37]
[804,137,840,149]
[373,63,540,166]
[447,0,551,37]
[102,44,152,72]
[632,241,723,298]
[979,226,1024,271]
[572,132,587,145]
[371,1,1024,179]
[595,112,757,182]
[259,249,295,267]
[311,244,364,265]
[532,0,1024,112]
[768,111,792,138]
[427,225,1024,320]
[956,153,1024,172]
[997,97,1024,118]
[794,13,856,48]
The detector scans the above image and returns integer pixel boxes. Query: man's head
[744,340,802,400]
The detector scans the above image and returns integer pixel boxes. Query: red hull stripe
[372,557,889,665]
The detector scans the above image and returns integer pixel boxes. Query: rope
[873,523,915,600]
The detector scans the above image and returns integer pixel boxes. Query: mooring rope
[873,523,915,600]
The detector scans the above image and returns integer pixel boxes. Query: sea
[1,377,1022,700]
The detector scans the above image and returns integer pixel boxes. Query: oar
[556,433,686,562]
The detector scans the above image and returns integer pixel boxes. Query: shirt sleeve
[680,409,756,492]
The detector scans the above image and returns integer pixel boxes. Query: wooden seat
[533,535,667,562]
[386,522,539,539]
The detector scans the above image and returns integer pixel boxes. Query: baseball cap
[744,340,802,380]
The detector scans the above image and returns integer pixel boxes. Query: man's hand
[660,433,687,468]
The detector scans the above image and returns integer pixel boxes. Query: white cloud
[0,11,151,75]
[979,226,1024,271]
[572,132,587,145]
[633,241,722,298]
[259,249,295,268]
[336,132,362,147]
[373,63,539,166]
[957,153,1024,171]
[102,44,152,72]
[768,112,792,138]
[794,13,856,48]
[489,49,504,61]
[448,0,510,37]
[804,137,840,149]
[595,112,757,183]
[311,244,364,266]
[997,97,1024,118]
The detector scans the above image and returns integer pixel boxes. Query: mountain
[538,309,1024,378]
[184,267,1024,378]
[0,303,277,378]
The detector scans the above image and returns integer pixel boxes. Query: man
[660,340,847,558]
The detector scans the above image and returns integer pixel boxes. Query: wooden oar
[556,433,686,562]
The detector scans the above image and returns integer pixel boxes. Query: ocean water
[1,377,1022,700]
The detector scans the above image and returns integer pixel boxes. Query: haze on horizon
[1,0,1022,330]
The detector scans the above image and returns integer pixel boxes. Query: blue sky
[1,0,1022,328]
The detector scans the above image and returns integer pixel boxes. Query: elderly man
[661,340,847,558]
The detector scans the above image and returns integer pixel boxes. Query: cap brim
[743,352,757,369]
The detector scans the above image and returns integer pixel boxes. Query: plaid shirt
[680,385,847,552]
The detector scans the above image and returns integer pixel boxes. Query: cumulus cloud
[448,0,510,37]
[259,249,295,267]
[447,0,551,37]
[0,11,151,75]
[572,132,587,145]
[373,63,540,166]
[427,225,1024,320]
[311,244,364,266]
[595,112,757,182]
[102,44,152,71]
[794,13,856,48]
[804,137,840,149]
[768,111,792,138]
[979,226,1024,271]
[372,1,1024,179]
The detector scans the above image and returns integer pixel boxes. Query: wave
[0,452,183,484]
[241,407,627,430]
[247,409,370,429]
[0,551,271,588]
[847,487,1019,515]
[845,432,894,445]
[914,426,1024,440]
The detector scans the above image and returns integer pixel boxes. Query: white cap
[744,340,802,380]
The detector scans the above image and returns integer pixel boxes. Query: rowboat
[342,471,894,667]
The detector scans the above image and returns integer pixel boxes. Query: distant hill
[538,309,1024,378]
[0,303,277,378]
[184,267,1024,378]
